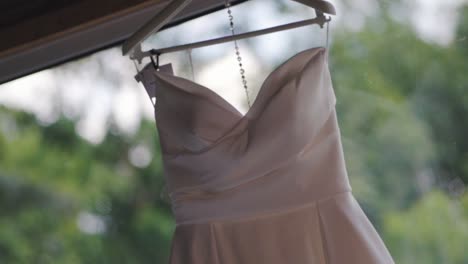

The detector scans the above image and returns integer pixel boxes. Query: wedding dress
[135,46,395,263]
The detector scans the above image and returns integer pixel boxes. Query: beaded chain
[224,0,252,108]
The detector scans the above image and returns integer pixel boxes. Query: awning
[0,0,246,84]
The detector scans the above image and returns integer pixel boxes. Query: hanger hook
[150,50,161,70]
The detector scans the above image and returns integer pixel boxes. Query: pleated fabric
[136,46,395,264]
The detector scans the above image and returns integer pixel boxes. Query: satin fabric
[137,47,395,263]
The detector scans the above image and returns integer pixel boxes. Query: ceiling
[0,0,245,84]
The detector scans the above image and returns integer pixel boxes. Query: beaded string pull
[225,0,252,108]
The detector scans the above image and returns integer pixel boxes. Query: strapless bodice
[149,47,352,225]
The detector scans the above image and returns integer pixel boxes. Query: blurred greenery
[1,2,468,264]
[0,111,174,263]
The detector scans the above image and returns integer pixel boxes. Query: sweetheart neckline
[151,46,327,156]
[152,46,326,122]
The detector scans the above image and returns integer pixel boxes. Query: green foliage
[0,106,174,263]
[383,190,468,264]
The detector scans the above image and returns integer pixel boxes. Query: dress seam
[316,204,331,264]
[175,189,352,226]
[209,223,221,263]
[316,188,352,204]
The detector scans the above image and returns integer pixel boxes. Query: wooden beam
[0,0,155,56]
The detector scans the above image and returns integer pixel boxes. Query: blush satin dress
[135,47,395,264]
